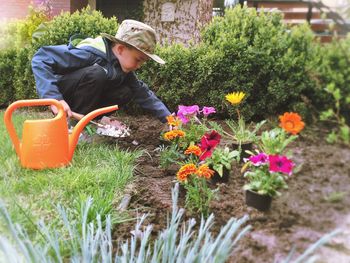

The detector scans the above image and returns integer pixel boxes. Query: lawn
[0,110,141,236]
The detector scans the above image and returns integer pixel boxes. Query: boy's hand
[50,100,72,117]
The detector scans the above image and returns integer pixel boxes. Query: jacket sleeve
[31,44,98,100]
[128,73,171,123]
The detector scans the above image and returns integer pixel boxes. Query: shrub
[31,6,118,49]
[15,5,50,49]
[311,35,350,121]
[13,47,37,100]
[140,6,317,121]
[0,49,16,106]
[0,21,18,51]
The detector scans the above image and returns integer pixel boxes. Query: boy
[31,19,171,123]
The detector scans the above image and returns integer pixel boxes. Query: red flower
[199,131,221,161]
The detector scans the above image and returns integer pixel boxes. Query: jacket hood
[68,35,108,60]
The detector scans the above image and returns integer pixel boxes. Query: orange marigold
[166,115,182,127]
[184,145,202,156]
[173,129,185,138]
[163,129,185,141]
[196,164,215,179]
[176,163,197,182]
[279,112,305,135]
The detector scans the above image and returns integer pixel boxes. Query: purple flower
[177,105,200,124]
[247,153,269,166]
[202,106,216,117]
[268,155,294,176]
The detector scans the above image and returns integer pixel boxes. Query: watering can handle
[3,99,64,157]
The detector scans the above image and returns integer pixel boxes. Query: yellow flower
[225,92,246,105]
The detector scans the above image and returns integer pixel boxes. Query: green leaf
[326,131,338,144]
[320,109,334,121]
[340,125,350,144]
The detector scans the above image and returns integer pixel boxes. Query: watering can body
[4,99,118,170]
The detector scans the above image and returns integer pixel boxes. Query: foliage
[0,184,251,262]
[0,21,19,51]
[0,49,16,106]
[205,147,239,177]
[13,47,37,100]
[259,128,298,155]
[15,5,50,49]
[31,6,118,49]
[139,6,317,120]
[311,35,350,121]
[225,118,266,144]
[258,112,304,155]
[319,83,350,145]
[158,144,184,169]
[184,176,217,217]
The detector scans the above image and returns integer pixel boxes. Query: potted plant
[205,146,239,183]
[242,152,295,211]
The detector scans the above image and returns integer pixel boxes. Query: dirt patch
[108,114,350,262]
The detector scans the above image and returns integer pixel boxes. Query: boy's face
[113,44,149,73]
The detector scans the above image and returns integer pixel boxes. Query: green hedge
[139,7,318,120]
[1,5,349,123]
[0,49,16,106]
[312,36,350,117]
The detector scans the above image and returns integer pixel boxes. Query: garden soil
[105,114,350,263]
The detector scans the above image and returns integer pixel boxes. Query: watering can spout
[68,105,119,160]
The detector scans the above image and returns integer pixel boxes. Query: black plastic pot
[211,167,230,183]
[245,189,272,211]
[232,142,253,161]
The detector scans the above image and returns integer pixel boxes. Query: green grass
[0,110,141,235]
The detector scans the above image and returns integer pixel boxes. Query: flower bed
[111,113,350,262]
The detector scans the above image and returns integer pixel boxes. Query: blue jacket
[31,36,170,122]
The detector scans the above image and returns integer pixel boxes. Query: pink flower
[248,153,269,166]
[177,105,200,124]
[202,106,216,117]
[268,155,294,176]
[199,131,221,161]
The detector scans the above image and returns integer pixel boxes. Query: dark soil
[107,113,350,262]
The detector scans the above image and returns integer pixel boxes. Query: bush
[139,6,317,120]
[15,5,50,49]
[0,21,18,51]
[31,6,118,49]
[311,35,350,120]
[0,49,16,106]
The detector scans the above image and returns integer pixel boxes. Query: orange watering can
[4,99,118,170]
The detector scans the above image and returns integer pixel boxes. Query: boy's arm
[31,44,98,100]
[128,74,171,123]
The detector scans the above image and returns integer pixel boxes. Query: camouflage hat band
[101,20,165,64]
